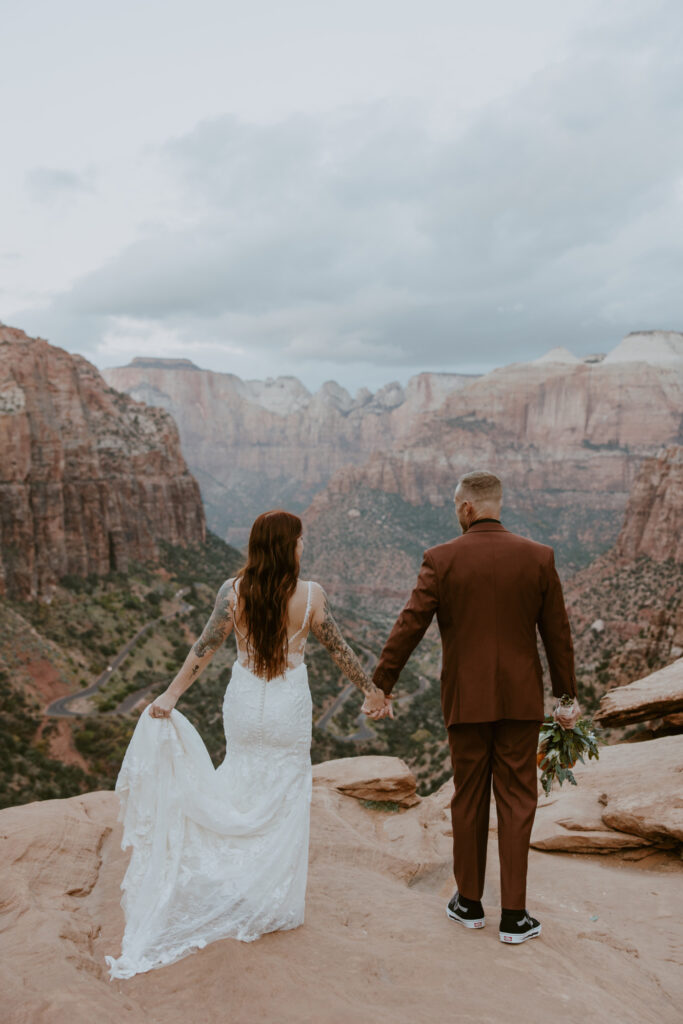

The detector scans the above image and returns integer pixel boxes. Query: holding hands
[362,688,394,720]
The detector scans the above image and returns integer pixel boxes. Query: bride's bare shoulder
[306,581,328,619]
[217,577,238,605]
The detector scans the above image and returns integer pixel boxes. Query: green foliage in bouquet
[537,708,601,797]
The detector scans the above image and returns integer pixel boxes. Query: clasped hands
[361,688,394,720]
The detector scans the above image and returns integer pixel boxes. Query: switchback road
[44,588,191,718]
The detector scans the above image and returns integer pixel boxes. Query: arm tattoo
[192,581,234,658]
[311,597,376,696]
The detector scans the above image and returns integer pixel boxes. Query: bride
[105,510,391,980]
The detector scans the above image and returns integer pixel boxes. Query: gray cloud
[27,1,683,376]
[25,167,95,204]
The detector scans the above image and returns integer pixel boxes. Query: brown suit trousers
[448,720,540,909]
[373,520,577,910]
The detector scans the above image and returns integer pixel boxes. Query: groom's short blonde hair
[456,470,503,504]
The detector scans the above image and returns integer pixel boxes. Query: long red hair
[236,510,302,680]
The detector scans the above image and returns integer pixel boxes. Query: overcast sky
[1,0,682,392]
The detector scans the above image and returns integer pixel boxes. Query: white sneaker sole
[446,907,485,929]
[499,924,542,944]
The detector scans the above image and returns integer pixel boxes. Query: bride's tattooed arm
[310,591,383,701]
[193,581,234,658]
[149,581,234,716]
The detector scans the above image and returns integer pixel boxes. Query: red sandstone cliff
[0,327,205,599]
[615,446,683,563]
[562,446,683,709]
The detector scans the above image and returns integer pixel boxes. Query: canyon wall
[302,346,683,600]
[0,327,205,599]
[615,446,683,563]
[563,445,683,706]
[105,336,683,576]
[103,359,476,545]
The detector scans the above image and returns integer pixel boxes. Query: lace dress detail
[105,582,314,980]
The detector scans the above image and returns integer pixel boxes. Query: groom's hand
[553,696,581,730]
[362,689,394,720]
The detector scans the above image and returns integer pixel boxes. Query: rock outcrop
[533,346,583,364]
[1,755,681,1024]
[603,329,683,367]
[615,446,683,563]
[313,755,419,807]
[0,326,205,599]
[530,734,682,852]
[595,657,683,727]
[562,450,683,708]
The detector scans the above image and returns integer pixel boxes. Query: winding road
[315,634,433,741]
[45,598,433,730]
[44,588,191,718]
[316,681,356,731]
[314,639,378,734]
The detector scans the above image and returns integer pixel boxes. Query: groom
[368,470,580,944]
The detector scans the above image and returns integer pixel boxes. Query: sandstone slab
[1,764,682,1024]
[595,657,683,727]
[602,792,683,845]
[532,734,683,853]
[312,755,419,807]
[0,794,112,902]
[530,823,651,853]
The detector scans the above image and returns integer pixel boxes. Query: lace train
[105,661,313,979]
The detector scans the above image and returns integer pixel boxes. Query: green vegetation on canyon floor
[1,532,681,810]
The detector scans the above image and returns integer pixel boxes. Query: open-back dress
[105,580,314,980]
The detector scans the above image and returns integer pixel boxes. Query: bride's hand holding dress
[147,692,175,718]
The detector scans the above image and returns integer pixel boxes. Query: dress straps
[288,581,312,644]
[231,579,246,639]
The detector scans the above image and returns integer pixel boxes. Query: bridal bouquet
[537,696,600,797]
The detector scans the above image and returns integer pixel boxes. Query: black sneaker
[499,910,542,944]
[446,892,485,929]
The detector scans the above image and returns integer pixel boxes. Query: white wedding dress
[105,581,314,980]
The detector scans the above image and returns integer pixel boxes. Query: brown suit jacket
[373,521,577,726]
